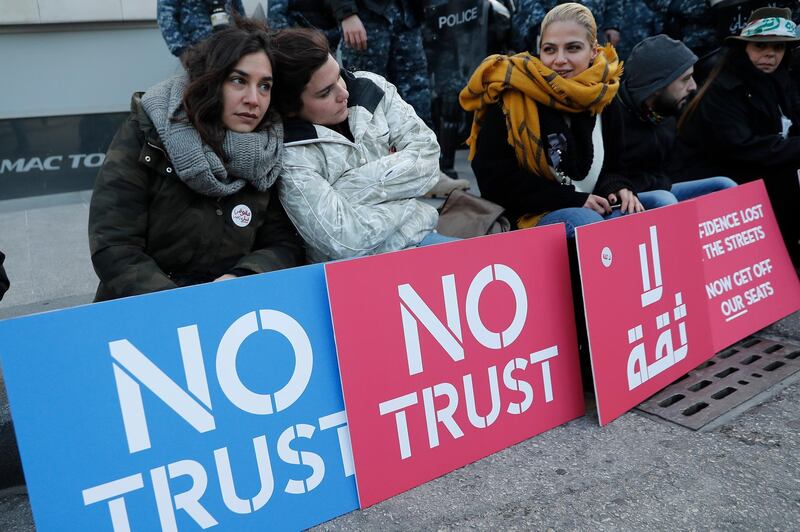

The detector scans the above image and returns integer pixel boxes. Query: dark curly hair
[271,28,332,117]
[179,17,277,158]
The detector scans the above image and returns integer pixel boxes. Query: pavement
[1,151,799,531]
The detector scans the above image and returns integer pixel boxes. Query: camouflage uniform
[650,0,717,58]
[157,0,245,57]
[510,0,547,52]
[268,0,341,50]
[333,0,432,123]
[511,0,623,53]
[89,94,304,301]
[616,0,663,59]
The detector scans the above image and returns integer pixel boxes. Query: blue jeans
[536,207,607,238]
[418,231,460,246]
[537,177,738,238]
[638,177,737,209]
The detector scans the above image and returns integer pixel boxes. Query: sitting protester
[89,19,304,301]
[271,28,448,263]
[462,2,639,237]
[618,34,736,208]
[674,7,800,266]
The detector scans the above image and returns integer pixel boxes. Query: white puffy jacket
[278,70,440,263]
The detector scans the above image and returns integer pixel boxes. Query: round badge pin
[601,246,613,268]
[231,204,252,227]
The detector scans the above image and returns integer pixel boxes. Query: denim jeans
[638,176,737,209]
[537,176,738,237]
[418,231,460,246]
[536,207,606,238]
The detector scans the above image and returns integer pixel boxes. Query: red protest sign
[325,227,585,507]
[693,180,800,351]
[575,202,715,426]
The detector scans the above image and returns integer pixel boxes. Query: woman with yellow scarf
[461,2,641,235]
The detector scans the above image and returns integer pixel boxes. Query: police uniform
[511,0,623,53]
[157,0,245,57]
[652,0,718,58]
[268,0,341,50]
[332,0,432,123]
[423,0,487,173]
[616,0,663,59]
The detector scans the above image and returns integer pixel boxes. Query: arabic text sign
[576,202,715,426]
[694,180,800,351]
[325,227,585,507]
[0,265,358,532]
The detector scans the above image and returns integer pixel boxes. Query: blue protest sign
[0,264,358,531]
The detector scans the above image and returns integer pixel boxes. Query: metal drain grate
[636,336,800,430]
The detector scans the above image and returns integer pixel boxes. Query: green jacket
[89,95,304,301]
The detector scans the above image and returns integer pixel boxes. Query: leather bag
[436,189,510,238]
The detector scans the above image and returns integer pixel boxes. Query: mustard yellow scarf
[459,45,623,182]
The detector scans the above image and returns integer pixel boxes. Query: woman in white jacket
[271,28,448,263]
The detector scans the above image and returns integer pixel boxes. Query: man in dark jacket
[619,35,697,194]
[619,35,737,207]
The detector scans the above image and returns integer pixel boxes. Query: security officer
[268,0,341,50]
[511,0,623,54]
[331,0,432,123]
[157,0,245,57]
[423,0,487,178]
[615,0,663,59]
[655,0,718,59]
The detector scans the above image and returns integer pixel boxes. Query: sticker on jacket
[231,204,252,227]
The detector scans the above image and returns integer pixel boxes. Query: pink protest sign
[325,227,585,507]
[693,180,800,351]
[575,202,715,426]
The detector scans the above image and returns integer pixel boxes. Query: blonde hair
[540,2,598,48]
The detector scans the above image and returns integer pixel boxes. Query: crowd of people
[1,1,797,306]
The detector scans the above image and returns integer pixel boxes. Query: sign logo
[601,246,613,267]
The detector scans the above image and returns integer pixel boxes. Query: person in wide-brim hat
[672,5,800,268]
[725,6,800,44]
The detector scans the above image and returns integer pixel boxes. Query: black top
[617,84,675,193]
[471,98,632,227]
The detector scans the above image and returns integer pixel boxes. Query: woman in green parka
[89,18,304,301]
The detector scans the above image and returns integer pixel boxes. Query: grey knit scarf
[140,75,283,197]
